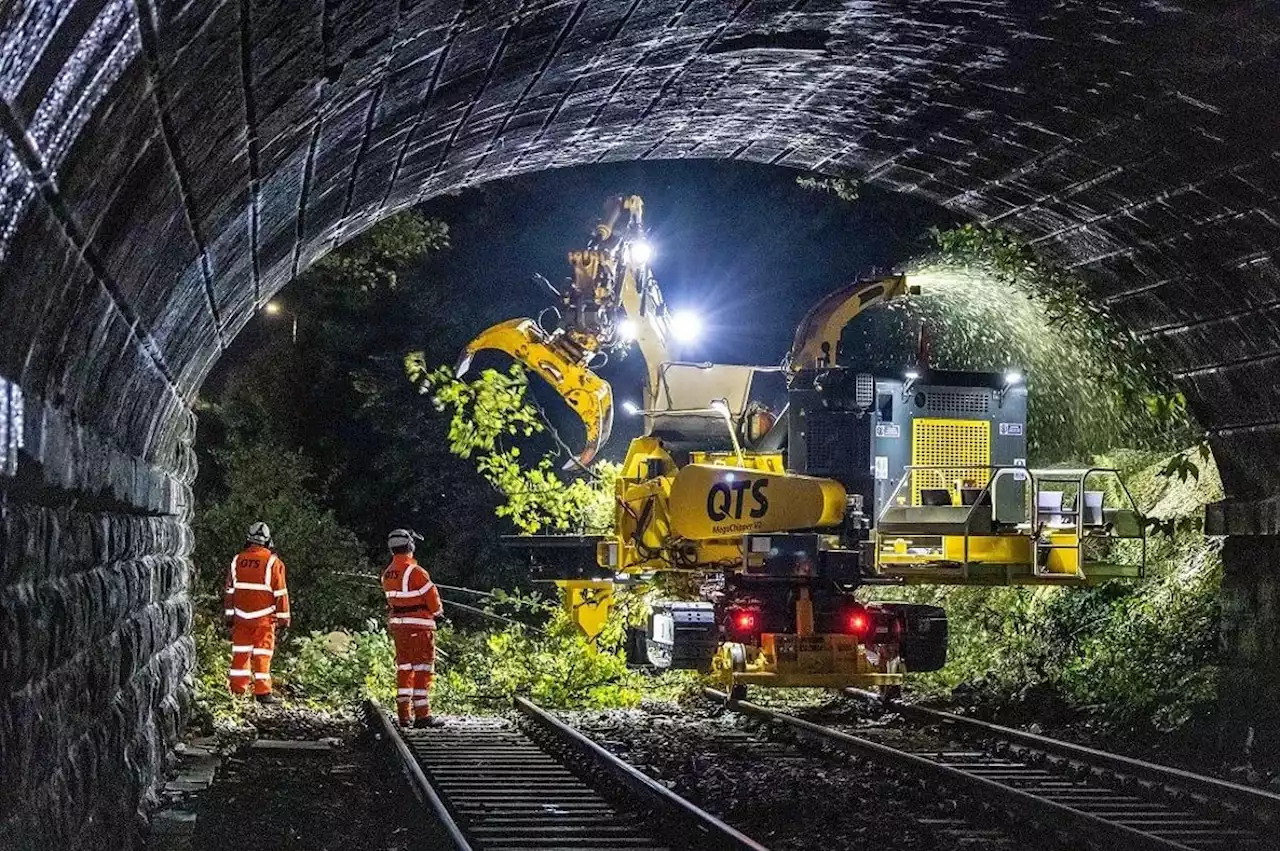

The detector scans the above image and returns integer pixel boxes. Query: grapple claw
[456,318,615,467]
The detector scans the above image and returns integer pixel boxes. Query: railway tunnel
[2,0,1280,845]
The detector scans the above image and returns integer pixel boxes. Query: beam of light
[622,400,640,415]
[1004,369,1023,385]
[264,301,282,314]
[617,318,638,340]
[628,240,654,265]
[670,310,702,343]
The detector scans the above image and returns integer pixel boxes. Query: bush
[275,624,400,707]
[191,586,696,720]
[192,441,379,632]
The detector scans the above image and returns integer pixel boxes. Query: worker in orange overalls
[224,522,291,704]
[381,529,443,727]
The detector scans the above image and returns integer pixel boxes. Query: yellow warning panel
[556,579,614,641]
[912,418,991,504]
[941,534,1029,564]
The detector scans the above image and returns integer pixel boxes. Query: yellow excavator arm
[454,193,919,469]
[455,195,672,466]
[456,318,614,467]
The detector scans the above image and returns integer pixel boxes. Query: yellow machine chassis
[874,464,1145,586]
[446,194,1153,694]
[711,638,905,689]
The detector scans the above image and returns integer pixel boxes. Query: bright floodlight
[622,400,640,416]
[617,319,638,341]
[629,240,654,265]
[670,310,702,343]
[264,301,282,315]
[904,369,920,381]
[1004,369,1023,385]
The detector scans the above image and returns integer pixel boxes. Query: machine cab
[788,366,1144,585]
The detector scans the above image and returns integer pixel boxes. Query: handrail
[876,464,1144,577]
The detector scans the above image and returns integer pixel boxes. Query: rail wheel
[711,643,750,704]
[879,657,904,706]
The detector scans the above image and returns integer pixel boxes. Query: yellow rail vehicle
[458,195,1145,697]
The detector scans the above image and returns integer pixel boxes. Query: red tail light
[726,608,761,641]
[847,611,869,635]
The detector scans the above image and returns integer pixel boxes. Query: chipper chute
[456,317,614,469]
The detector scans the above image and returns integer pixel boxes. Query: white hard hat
[387,528,420,552]
[247,522,272,546]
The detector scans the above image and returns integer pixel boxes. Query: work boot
[254,692,281,706]
[414,715,444,729]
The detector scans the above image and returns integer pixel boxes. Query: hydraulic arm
[456,195,675,467]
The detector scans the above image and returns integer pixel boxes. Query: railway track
[365,698,767,851]
[706,687,1279,851]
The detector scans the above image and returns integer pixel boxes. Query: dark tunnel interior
[3,1,1280,845]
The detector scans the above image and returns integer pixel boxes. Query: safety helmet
[246,521,272,547]
[387,528,421,553]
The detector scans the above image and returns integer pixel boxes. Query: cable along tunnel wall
[4,1,1280,846]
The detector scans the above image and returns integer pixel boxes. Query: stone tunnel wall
[4,1,1280,846]
[1,396,197,847]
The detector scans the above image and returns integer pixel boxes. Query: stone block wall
[0,395,197,849]
[1219,535,1280,760]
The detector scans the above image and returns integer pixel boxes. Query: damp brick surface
[3,2,1280,847]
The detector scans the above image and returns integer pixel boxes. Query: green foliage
[312,215,449,293]
[275,625,400,707]
[192,441,377,632]
[841,224,1197,461]
[193,591,691,717]
[408,363,619,535]
[928,224,1194,451]
[408,362,544,458]
[433,588,696,710]
[199,210,526,589]
[191,616,247,728]
[1158,441,1212,484]
[795,174,860,203]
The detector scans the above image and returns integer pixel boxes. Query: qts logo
[706,478,770,522]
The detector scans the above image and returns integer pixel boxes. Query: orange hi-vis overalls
[381,554,442,723]
[224,546,290,696]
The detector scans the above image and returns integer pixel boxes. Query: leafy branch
[404,359,619,535]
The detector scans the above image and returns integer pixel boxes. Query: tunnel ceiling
[7,3,1280,843]
[2,0,1280,507]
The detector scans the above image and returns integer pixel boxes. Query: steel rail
[364,699,473,851]
[514,696,770,851]
[705,687,1208,851]
[846,687,1280,825]
[367,696,770,850]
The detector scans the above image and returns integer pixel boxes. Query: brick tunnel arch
[3,1,1280,845]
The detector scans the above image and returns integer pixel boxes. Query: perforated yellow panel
[912,418,991,504]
